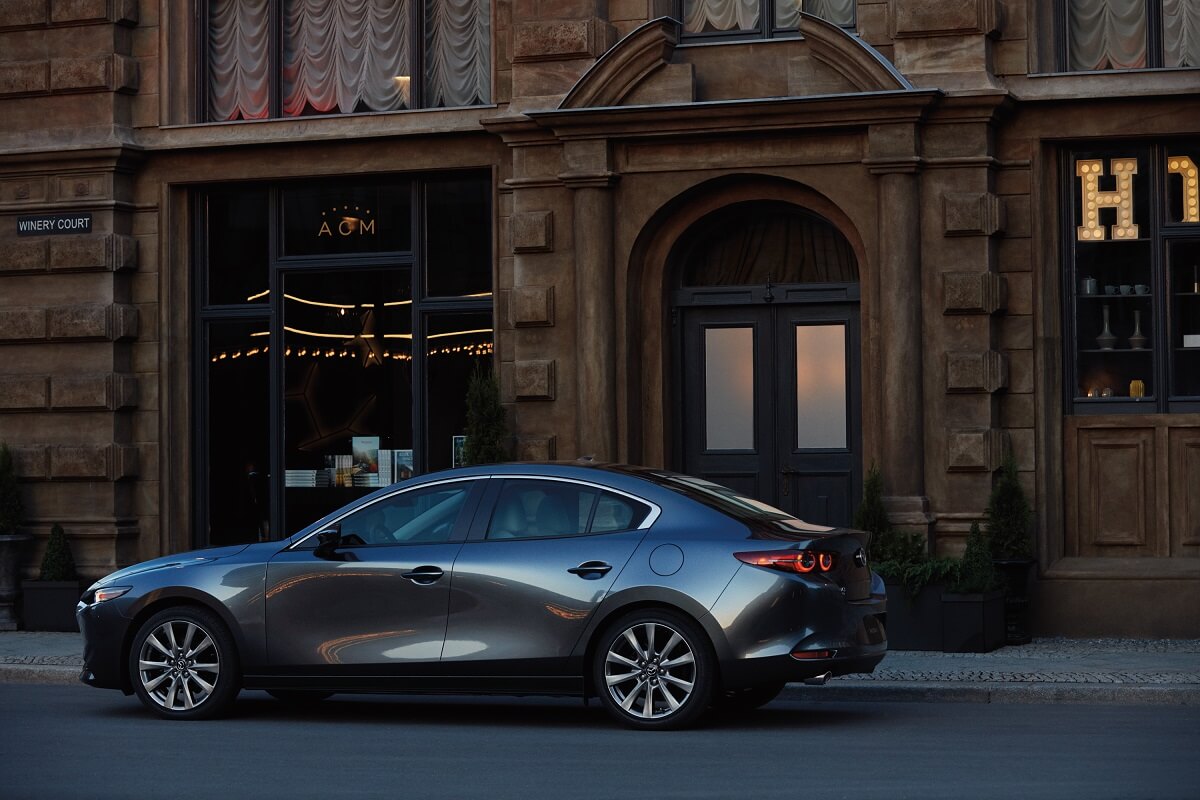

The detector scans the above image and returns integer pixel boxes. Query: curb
[0,664,80,685]
[781,681,1200,706]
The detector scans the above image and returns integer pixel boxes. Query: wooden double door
[676,291,862,526]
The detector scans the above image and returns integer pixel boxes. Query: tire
[266,689,334,703]
[714,682,786,712]
[592,608,715,730]
[128,606,239,720]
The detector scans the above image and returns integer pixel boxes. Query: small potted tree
[941,522,1005,652]
[859,464,954,650]
[21,522,81,632]
[0,443,32,631]
[986,452,1036,645]
[462,364,509,466]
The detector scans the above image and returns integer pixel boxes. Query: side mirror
[313,524,342,559]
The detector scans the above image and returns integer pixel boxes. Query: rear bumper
[709,565,888,690]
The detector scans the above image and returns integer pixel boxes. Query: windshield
[645,472,831,531]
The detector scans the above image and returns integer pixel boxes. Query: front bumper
[76,598,134,692]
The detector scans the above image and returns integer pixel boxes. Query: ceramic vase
[1129,309,1147,350]
[1096,304,1117,350]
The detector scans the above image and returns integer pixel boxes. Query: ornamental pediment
[559,14,912,111]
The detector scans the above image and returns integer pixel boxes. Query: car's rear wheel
[266,689,334,704]
[593,609,714,730]
[129,606,239,720]
[715,681,786,712]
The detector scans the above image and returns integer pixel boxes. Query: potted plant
[20,522,81,632]
[986,452,1036,645]
[941,522,1005,653]
[858,464,955,650]
[462,364,509,466]
[0,443,33,631]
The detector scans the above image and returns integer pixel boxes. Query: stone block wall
[0,3,149,579]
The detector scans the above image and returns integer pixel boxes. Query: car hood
[91,544,252,588]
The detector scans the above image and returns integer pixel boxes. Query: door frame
[670,281,862,519]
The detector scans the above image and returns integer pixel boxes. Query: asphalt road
[2,684,1197,800]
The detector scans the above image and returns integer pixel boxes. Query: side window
[591,492,651,533]
[335,481,473,546]
[486,481,652,539]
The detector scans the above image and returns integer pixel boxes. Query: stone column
[868,123,931,530]
[563,141,618,460]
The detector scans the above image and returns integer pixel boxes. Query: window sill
[144,105,499,152]
[1006,67,1200,103]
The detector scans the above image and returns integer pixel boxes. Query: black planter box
[941,589,1005,653]
[883,579,944,651]
[20,580,81,632]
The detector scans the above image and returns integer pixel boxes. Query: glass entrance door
[679,302,861,526]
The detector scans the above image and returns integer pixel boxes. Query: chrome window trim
[288,476,485,550]
[488,475,662,531]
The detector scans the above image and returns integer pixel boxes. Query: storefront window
[195,172,493,544]
[680,0,854,41]
[206,0,491,121]
[1064,141,1200,413]
[1064,0,1200,71]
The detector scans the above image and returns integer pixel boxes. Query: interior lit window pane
[206,320,271,545]
[206,186,269,306]
[705,327,755,450]
[425,312,494,471]
[282,268,413,535]
[425,177,492,297]
[795,324,847,449]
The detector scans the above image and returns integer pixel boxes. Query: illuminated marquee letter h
[1076,158,1138,242]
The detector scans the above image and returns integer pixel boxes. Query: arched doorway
[671,200,862,526]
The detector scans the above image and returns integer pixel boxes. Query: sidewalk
[2,631,1198,705]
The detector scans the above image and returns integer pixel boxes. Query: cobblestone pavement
[835,637,1200,685]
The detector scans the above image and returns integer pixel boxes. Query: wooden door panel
[1074,427,1160,556]
[1169,428,1200,555]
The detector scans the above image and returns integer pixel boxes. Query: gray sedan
[77,463,887,730]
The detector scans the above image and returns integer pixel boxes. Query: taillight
[735,550,837,574]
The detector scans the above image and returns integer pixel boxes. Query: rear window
[644,472,832,532]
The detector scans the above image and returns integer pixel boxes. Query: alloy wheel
[137,619,222,712]
[603,621,697,720]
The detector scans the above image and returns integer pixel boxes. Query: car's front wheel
[593,609,715,730]
[129,606,239,720]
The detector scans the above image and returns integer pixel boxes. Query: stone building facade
[0,0,1197,636]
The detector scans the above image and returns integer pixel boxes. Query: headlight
[86,586,131,604]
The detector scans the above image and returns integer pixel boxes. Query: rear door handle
[567,561,612,578]
[401,566,444,585]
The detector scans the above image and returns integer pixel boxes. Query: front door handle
[401,566,444,585]
[568,561,612,578]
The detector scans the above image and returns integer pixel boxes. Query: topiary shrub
[854,463,890,541]
[462,364,509,466]
[986,452,1033,560]
[857,463,955,596]
[949,522,999,594]
[39,523,77,583]
[0,443,23,537]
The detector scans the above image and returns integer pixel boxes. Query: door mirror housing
[313,524,342,559]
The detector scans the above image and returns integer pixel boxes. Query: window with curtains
[679,0,855,41]
[1064,0,1199,71]
[206,0,491,121]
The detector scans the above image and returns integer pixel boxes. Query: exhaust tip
[802,671,833,686]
